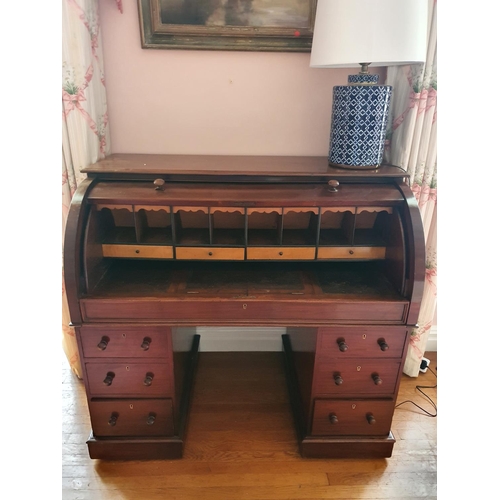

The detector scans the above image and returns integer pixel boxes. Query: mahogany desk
[64,155,424,459]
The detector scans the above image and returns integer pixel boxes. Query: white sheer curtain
[62,0,114,377]
[384,0,437,377]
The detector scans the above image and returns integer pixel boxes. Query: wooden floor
[62,351,437,500]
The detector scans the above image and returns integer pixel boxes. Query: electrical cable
[395,365,437,417]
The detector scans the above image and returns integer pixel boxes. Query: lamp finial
[359,63,371,74]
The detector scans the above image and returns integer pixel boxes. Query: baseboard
[426,325,438,352]
[197,327,286,351]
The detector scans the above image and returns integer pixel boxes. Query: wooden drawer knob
[143,372,154,386]
[328,413,339,424]
[108,412,118,426]
[97,336,109,351]
[366,413,376,425]
[337,338,348,352]
[154,179,165,191]
[333,373,343,385]
[141,337,152,351]
[328,180,340,192]
[103,372,115,386]
[147,413,156,425]
[372,373,383,385]
[378,338,389,351]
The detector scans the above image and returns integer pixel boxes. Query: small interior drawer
[79,325,170,359]
[311,399,394,436]
[247,247,316,260]
[89,398,174,437]
[314,360,401,396]
[317,326,407,359]
[102,244,173,259]
[175,247,245,260]
[317,247,386,260]
[85,362,172,397]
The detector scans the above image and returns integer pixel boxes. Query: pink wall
[99,1,385,156]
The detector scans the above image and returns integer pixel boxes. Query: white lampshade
[310,0,428,68]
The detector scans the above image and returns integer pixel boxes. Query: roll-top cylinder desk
[64,155,425,460]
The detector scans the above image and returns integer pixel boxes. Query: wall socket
[419,357,431,373]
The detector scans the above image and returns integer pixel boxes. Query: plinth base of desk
[87,434,184,460]
[299,432,395,459]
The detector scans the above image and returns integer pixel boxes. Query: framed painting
[138,0,318,51]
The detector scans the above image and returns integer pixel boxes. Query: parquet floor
[62,351,437,499]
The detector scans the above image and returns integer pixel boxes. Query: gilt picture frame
[138,0,318,51]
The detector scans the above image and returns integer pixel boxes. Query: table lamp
[310,0,428,169]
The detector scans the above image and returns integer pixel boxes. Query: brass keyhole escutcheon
[352,404,356,410]
[126,366,130,371]
[129,404,134,410]
[362,334,367,340]
[357,366,361,371]
[243,304,247,309]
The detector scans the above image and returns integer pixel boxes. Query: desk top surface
[83,154,408,182]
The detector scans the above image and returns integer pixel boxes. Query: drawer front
[81,299,407,324]
[86,362,172,397]
[247,247,316,260]
[89,398,174,437]
[79,325,170,359]
[317,247,386,260]
[102,244,173,259]
[314,360,401,396]
[175,247,245,260]
[317,326,407,359]
[312,399,394,436]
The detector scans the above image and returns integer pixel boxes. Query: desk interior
[88,260,403,301]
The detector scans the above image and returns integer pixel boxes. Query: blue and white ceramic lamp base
[329,73,392,169]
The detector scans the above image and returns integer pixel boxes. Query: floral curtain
[384,0,437,377]
[62,0,114,377]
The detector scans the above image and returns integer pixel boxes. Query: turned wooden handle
[337,338,348,352]
[108,412,118,426]
[328,180,340,192]
[378,338,389,351]
[143,372,154,386]
[97,336,109,351]
[333,373,343,385]
[366,413,376,425]
[372,373,383,385]
[141,337,151,351]
[147,413,156,425]
[154,178,165,190]
[103,372,115,386]
[328,413,339,424]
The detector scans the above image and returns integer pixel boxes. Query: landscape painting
[139,0,317,51]
[160,0,311,28]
